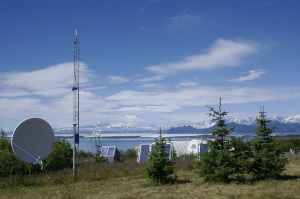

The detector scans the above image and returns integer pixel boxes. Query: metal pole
[72,29,80,178]
[73,124,76,177]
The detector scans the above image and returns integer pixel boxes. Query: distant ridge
[43,115,300,136]
[166,122,300,135]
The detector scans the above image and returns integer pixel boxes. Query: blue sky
[0,0,300,130]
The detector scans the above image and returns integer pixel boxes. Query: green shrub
[198,148,234,183]
[0,134,28,177]
[230,138,252,182]
[144,128,175,184]
[276,137,300,152]
[0,150,28,177]
[198,98,235,183]
[120,148,137,161]
[0,131,11,152]
[95,156,108,163]
[249,108,287,180]
[44,139,72,171]
[78,150,94,158]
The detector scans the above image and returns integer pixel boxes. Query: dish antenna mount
[11,118,54,170]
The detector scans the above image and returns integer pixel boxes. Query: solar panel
[107,146,115,157]
[164,143,171,159]
[138,144,150,163]
[150,143,172,160]
[199,144,208,154]
[101,146,109,156]
[150,144,156,153]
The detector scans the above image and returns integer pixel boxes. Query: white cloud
[138,75,164,82]
[177,80,197,87]
[147,38,259,75]
[0,62,96,129]
[116,105,181,113]
[83,86,107,91]
[106,86,300,113]
[0,62,90,97]
[232,69,266,82]
[140,83,160,88]
[169,14,201,29]
[0,62,298,130]
[107,75,130,84]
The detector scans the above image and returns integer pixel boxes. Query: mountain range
[54,115,300,136]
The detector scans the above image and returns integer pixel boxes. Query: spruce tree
[250,107,286,180]
[144,127,175,184]
[230,137,252,182]
[198,98,234,182]
[208,98,233,151]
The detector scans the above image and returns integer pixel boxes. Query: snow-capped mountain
[166,115,300,135]
[53,114,300,135]
[189,121,215,129]
[226,116,256,125]
[283,115,300,123]
[225,115,300,126]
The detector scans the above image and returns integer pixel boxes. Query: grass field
[0,155,300,199]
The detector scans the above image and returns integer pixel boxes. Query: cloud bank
[147,38,259,75]
[232,69,266,82]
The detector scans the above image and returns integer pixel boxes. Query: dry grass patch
[0,156,300,199]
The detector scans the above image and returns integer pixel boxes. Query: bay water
[65,137,193,153]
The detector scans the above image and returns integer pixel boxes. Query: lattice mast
[72,29,80,177]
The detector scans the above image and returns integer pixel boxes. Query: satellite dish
[11,118,54,164]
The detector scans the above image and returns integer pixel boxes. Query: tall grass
[0,155,299,199]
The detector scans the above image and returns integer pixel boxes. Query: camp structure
[171,141,190,156]
[100,146,120,163]
[136,143,172,163]
[136,144,150,163]
[187,139,208,154]
[150,142,172,160]
[136,139,209,163]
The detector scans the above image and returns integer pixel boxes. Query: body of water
[65,137,194,153]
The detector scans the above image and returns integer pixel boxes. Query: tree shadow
[278,175,300,181]
[169,178,192,185]
[142,178,192,187]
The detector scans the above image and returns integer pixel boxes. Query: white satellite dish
[11,118,54,164]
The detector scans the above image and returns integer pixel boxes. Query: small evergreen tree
[0,129,11,152]
[207,98,233,151]
[250,107,286,180]
[0,128,7,138]
[198,98,235,182]
[144,127,175,184]
[44,139,72,171]
[230,138,252,182]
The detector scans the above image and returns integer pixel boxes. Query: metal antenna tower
[72,29,80,177]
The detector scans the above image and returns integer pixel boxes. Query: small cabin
[100,146,120,163]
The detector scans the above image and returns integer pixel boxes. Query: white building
[187,139,209,154]
[136,139,209,163]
